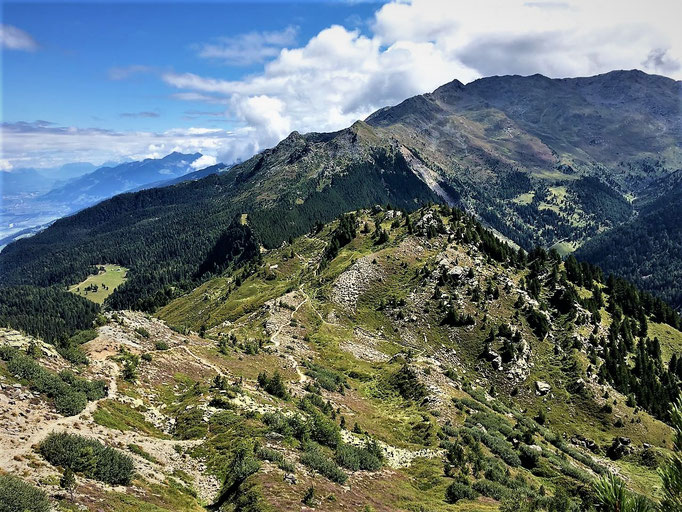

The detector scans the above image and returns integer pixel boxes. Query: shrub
[0,347,105,416]
[312,410,342,447]
[303,362,346,392]
[175,408,207,440]
[519,444,541,469]
[121,353,139,382]
[391,364,427,402]
[154,341,169,350]
[461,427,521,467]
[300,442,347,484]
[335,441,383,471]
[135,327,150,338]
[0,474,51,512]
[257,371,289,400]
[445,482,478,503]
[39,432,134,485]
[473,479,509,500]
[257,447,284,464]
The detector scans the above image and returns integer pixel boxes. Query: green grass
[512,192,535,205]
[649,322,682,364]
[550,241,579,257]
[92,400,168,438]
[68,264,128,304]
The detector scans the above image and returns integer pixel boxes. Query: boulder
[535,381,551,395]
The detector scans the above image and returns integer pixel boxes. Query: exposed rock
[535,381,551,395]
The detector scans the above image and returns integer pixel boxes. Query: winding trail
[0,359,119,467]
[269,291,310,383]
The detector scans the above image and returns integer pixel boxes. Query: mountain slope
[1,70,681,313]
[42,151,204,208]
[577,170,682,307]
[2,206,680,511]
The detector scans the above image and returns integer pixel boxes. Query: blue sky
[1,0,680,170]
[3,2,378,132]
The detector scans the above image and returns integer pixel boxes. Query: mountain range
[1,69,682,512]
[0,152,228,248]
[1,69,680,308]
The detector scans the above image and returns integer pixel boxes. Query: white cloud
[159,0,681,164]
[7,0,682,169]
[190,154,218,169]
[195,26,298,65]
[0,24,39,51]
[0,122,235,169]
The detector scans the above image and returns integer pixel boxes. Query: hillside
[1,70,681,323]
[2,206,681,511]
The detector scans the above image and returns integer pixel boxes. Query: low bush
[257,371,289,399]
[40,432,134,485]
[303,362,346,392]
[300,442,347,484]
[445,482,478,503]
[175,408,207,440]
[0,474,51,512]
[473,479,509,500]
[0,348,106,416]
[335,440,383,471]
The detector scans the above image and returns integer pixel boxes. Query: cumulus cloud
[190,154,218,169]
[8,0,682,169]
[0,121,234,169]
[158,0,681,164]
[195,26,298,65]
[0,24,39,51]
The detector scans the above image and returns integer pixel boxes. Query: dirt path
[269,291,309,384]
[174,344,227,377]
[0,359,119,467]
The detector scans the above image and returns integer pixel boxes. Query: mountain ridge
[1,69,681,314]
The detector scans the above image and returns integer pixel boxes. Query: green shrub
[519,444,541,469]
[0,475,51,512]
[135,327,150,338]
[0,347,105,416]
[445,482,478,503]
[40,432,134,485]
[308,409,341,448]
[154,341,169,350]
[335,441,383,471]
[303,362,346,392]
[257,371,289,399]
[175,408,207,440]
[257,447,284,464]
[473,479,509,500]
[462,427,521,467]
[391,364,427,402]
[300,442,347,484]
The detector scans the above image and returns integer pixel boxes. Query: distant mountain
[1,162,100,197]
[39,162,98,181]
[1,168,56,195]
[128,162,231,192]
[41,152,204,208]
[1,70,681,310]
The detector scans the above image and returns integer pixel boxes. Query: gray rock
[535,381,551,395]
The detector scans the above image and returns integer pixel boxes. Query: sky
[1,0,681,170]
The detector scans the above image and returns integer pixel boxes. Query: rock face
[535,381,551,396]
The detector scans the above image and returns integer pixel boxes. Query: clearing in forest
[68,264,128,304]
